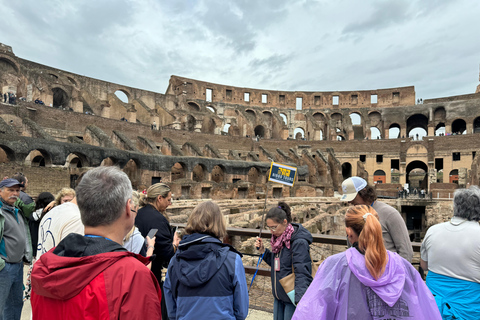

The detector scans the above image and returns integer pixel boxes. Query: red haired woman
[292,205,441,320]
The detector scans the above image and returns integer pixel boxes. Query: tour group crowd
[0,169,478,319]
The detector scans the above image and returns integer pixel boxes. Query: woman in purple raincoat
[292,205,441,320]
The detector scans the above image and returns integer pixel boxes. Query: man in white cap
[341,176,413,262]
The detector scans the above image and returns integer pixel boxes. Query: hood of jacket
[31,233,150,300]
[346,248,405,307]
[291,223,313,245]
[173,233,240,288]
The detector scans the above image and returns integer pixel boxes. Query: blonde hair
[131,190,141,209]
[140,183,171,221]
[54,187,76,205]
[185,201,227,239]
[345,205,387,280]
[124,226,136,243]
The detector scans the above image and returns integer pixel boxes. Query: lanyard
[84,234,113,242]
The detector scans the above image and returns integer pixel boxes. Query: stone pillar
[194,122,202,133]
[71,99,83,113]
[101,104,110,118]
[445,124,452,135]
[427,125,434,137]
[127,108,136,123]
[44,94,53,107]
[466,123,473,134]
[458,168,468,188]
[428,168,437,192]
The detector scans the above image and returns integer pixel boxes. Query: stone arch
[201,117,216,134]
[211,165,225,183]
[171,162,186,181]
[336,134,346,141]
[451,118,467,135]
[25,149,52,167]
[341,162,352,180]
[368,111,382,129]
[229,125,240,136]
[65,152,89,168]
[406,160,428,189]
[123,159,141,188]
[435,122,445,136]
[192,163,207,182]
[248,167,261,184]
[474,116,480,133]
[206,105,216,113]
[449,169,459,184]
[389,123,401,139]
[100,157,117,166]
[188,102,200,112]
[434,107,446,122]
[373,169,386,184]
[370,127,382,139]
[245,109,256,121]
[254,125,265,138]
[313,112,326,122]
[0,145,15,163]
[67,76,78,86]
[222,123,231,134]
[349,112,362,125]
[280,113,287,125]
[0,56,20,73]
[185,114,196,132]
[294,127,305,139]
[114,89,130,103]
[52,87,70,109]
[406,114,428,137]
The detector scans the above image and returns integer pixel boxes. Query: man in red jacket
[31,166,162,319]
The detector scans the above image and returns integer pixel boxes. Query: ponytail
[345,205,387,280]
[266,201,292,223]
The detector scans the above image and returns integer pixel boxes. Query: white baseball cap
[340,177,367,202]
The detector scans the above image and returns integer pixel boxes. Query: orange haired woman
[292,205,441,320]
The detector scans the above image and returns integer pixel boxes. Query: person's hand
[44,200,55,212]
[146,236,156,248]
[173,232,180,246]
[255,237,265,254]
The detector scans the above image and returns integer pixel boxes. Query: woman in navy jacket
[164,201,249,320]
[256,202,313,320]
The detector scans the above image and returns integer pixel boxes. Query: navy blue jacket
[164,233,249,320]
[263,223,313,304]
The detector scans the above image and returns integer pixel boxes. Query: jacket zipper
[273,249,281,300]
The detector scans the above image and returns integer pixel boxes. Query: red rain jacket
[31,234,161,320]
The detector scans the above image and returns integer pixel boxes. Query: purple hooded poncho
[292,248,441,320]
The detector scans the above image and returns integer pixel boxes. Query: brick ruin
[1,42,479,241]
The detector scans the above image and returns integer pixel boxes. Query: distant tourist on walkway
[341,177,413,261]
[420,186,480,319]
[255,202,313,320]
[292,205,441,320]
[31,166,162,319]
[164,201,249,320]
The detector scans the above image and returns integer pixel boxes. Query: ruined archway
[254,125,265,138]
[65,152,89,168]
[202,117,216,134]
[114,90,129,103]
[171,162,186,181]
[248,167,260,184]
[373,170,386,184]
[406,161,428,190]
[188,102,200,112]
[451,119,467,135]
[0,145,14,163]
[192,164,207,182]
[294,127,305,140]
[388,123,401,139]
[123,159,141,188]
[280,113,287,125]
[449,169,459,184]
[185,115,195,132]
[211,165,225,183]
[435,123,445,136]
[25,149,52,167]
[52,87,69,109]
[341,162,352,180]
[406,114,428,138]
[474,117,480,133]
[370,127,381,139]
[100,157,117,166]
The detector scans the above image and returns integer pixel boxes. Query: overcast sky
[2,0,479,100]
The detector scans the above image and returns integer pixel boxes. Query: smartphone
[147,228,158,239]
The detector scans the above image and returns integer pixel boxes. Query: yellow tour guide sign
[268,162,297,187]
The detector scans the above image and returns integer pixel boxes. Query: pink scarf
[270,224,294,254]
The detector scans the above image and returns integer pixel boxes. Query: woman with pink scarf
[256,202,313,320]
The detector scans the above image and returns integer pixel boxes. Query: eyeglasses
[267,224,280,231]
